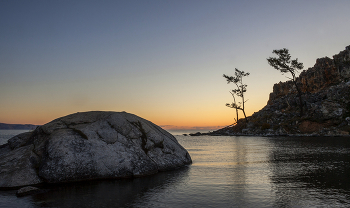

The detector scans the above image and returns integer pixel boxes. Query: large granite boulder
[0,111,192,188]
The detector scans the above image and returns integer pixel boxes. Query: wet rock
[189,132,202,136]
[16,186,41,197]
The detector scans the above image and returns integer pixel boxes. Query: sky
[1,0,349,131]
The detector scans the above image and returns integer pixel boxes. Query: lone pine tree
[223,68,250,123]
[267,48,304,116]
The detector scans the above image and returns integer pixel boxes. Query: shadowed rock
[0,111,192,188]
[16,186,42,197]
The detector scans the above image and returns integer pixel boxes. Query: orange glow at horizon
[0,100,265,130]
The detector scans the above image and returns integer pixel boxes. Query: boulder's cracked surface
[0,111,192,188]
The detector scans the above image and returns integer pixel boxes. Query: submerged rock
[0,111,192,188]
[16,186,41,197]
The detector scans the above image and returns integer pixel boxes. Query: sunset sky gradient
[1,0,349,131]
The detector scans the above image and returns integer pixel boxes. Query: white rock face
[0,111,191,187]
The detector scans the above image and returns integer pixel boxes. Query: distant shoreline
[188,132,350,137]
[0,123,39,130]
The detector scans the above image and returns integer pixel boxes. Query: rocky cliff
[213,45,350,136]
[268,45,350,104]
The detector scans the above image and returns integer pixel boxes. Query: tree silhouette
[223,68,250,123]
[267,48,304,116]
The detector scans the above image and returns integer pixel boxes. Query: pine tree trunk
[293,80,303,116]
[242,110,248,122]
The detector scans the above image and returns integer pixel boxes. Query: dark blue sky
[1,0,349,129]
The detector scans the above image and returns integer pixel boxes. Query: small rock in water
[189,132,201,136]
[16,186,40,197]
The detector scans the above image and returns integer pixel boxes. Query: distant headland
[0,123,39,130]
[206,45,350,137]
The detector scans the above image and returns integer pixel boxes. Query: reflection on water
[230,137,248,205]
[0,133,350,207]
[31,167,190,207]
[178,136,275,207]
[0,167,190,208]
[269,137,350,207]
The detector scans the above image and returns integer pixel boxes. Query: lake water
[1,130,350,207]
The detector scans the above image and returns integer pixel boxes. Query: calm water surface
[0,130,350,207]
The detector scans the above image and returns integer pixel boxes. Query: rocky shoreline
[195,45,350,137]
